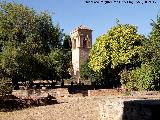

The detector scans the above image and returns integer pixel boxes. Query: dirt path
[0,97,100,120]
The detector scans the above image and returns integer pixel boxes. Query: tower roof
[77,25,92,30]
[71,25,92,34]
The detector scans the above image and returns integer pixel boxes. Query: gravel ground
[1,90,160,120]
[0,97,100,120]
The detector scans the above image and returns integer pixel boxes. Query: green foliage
[80,60,100,82]
[63,35,71,50]
[119,16,160,91]
[80,60,91,80]
[89,24,144,73]
[89,35,110,73]
[125,16,160,90]
[141,16,160,76]
[89,24,144,88]
[0,41,19,77]
[120,64,156,91]
[48,49,71,80]
[131,64,156,91]
[0,1,71,89]
[0,77,13,97]
[0,1,62,52]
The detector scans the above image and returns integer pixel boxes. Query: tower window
[83,38,87,48]
[73,39,76,49]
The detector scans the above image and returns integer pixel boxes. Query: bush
[120,64,157,91]
[80,60,101,83]
[0,77,13,97]
[120,68,137,91]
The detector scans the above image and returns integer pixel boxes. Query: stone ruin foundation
[11,89,160,120]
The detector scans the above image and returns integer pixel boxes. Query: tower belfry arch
[70,25,92,83]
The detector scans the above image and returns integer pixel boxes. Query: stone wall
[12,88,69,99]
[98,97,160,120]
[88,89,124,97]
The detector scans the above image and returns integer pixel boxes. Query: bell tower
[71,25,92,82]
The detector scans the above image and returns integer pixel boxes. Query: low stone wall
[12,88,69,99]
[88,89,124,97]
[130,91,160,96]
[98,97,160,120]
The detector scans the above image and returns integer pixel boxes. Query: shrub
[0,77,13,97]
[120,64,157,91]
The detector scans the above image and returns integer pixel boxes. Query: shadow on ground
[123,100,160,120]
[0,94,58,112]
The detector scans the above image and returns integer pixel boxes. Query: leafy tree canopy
[0,1,71,90]
[89,24,145,73]
[120,16,160,91]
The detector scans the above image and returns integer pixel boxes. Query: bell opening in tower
[83,37,87,48]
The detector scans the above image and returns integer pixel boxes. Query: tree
[0,1,70,89]
[63,35,71,50]
[120,16,160,91]
[89,24,145,87]
[0,2,62,51]
[80,60,100,81]
[0,77,13,97]
[142,16,160,78]
[48,49,71,81]
[126,16,160,91]
[80,60,91,80]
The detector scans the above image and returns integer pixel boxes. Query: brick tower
[71,25,92,83]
